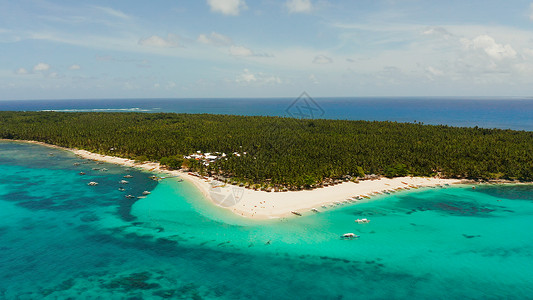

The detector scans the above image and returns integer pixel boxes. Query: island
[1,111,531,218]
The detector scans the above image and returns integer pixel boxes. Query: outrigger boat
[291,211,302,216]
[355,218,370,224]
[341,233,360,239]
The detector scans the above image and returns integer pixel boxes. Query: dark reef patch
[102,272,160,291]
[398,194,500,217]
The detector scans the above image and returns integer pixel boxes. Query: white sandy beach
[3,140,462,219]
[70,148,461,219]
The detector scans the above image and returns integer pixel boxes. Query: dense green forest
[1,111,532,189]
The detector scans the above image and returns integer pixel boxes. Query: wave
[40,107,156,112]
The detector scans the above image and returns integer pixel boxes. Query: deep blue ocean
[0,97,532,131]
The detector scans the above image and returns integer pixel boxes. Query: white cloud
[69,64,81,70]
[207,0,247,16]
[138,34,180,48]
[235,69,281,84]
[426,66,443,76]
[422,26,453,38]
[33,63,50,72]
[92,6,131,20]
[462,35,517,60]
[313,55,333,64]
[236,69,256,83]
[197,32,233,46]
[285,0,313,14]
[425,66,444,80]
[229,45,253,57]
[16,68,28,75]
[309,74,319,84]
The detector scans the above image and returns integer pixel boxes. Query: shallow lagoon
[1,141,532,299]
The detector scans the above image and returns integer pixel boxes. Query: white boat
[311,208,319,213]
[119,180,129,184]
[341,233,360,239]
[123,175,133,178]
[321,205,327,209]
[125,194,135,199]
[142,191,151,195]
[355,218,370,223]
[88,182,98,186]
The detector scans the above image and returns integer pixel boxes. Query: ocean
[1,141,533,299]
[0,97,532,131]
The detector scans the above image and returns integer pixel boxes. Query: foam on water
[1,141,532,299]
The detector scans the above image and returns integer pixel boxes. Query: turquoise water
[1,141,533,299]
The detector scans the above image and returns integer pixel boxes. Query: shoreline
[2,139,517,220]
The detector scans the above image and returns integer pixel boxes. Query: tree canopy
[1,111,531,189]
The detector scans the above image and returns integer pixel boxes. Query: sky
[1,0,533,100]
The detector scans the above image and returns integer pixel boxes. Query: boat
[119,180,129,184]
[101,168,108,171]
[73,163,80,166]
[88,182,98,186]
[291,211,302,216]
[142,191,151,195]
[311,208,319,213]
[341,233,360,239]
[118,187,125,191]
[92,168,100,170]
[124,175,133,178]
[355,218,370,223]
[321,205,327,209]
[125,195,135,199]
[79,172,86,175]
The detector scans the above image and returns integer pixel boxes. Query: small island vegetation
[0,111,531,190]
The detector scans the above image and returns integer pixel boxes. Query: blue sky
[1,0,533,100]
